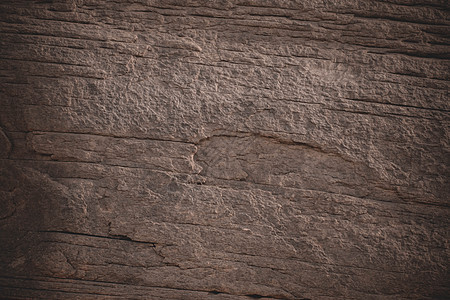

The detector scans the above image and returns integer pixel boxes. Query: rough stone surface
[0,1,449,299]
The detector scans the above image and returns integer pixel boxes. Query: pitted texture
[0,1,449,299]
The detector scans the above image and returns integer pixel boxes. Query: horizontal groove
[37,230,156,246]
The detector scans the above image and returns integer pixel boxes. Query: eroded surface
[0,0,449,299]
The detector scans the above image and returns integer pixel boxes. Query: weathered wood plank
[0,0,448,299]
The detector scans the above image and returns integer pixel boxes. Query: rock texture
[0,0,449,299]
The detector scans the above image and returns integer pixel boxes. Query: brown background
[0,0,449,299]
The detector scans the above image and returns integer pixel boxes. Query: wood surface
[0,1,449,299]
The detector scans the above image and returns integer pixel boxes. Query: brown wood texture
[0,1,449,299]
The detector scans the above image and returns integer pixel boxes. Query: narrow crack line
[373,0,449,10]
[0,275,283,299]
[40,239,115,250]
[194,130,333,156]
[199,178,449,208]
[349,9,449,26]
[0,56,89,67]
[23,130,195,145]
[0,30,128,46]
[387,71,450,82]
[324,106,446,121]
[343,97,450,113]
[1,38,91,51]
[36,230,156,246]
[25,73,106,80]
[0,284,118,297]
[6,157,198,176]
[3,157,198,181]
[221,250,411,275]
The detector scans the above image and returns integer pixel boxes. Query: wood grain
[0,1,449,299]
